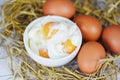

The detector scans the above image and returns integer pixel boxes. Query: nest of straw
[0,0,120,80]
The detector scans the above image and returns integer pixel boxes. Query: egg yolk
[39,48,49,58]
[43,22,58,39]
[62,39,76,54]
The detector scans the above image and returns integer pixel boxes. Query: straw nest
[0,0,120,80]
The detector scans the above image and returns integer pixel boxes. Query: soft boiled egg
[26,16,82,59]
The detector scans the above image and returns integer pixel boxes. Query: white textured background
[0,47,12,80]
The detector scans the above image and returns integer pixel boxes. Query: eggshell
[102,25,120,55]
[77,41,106,74]
[73,15,102,41]
[43,0,75,18]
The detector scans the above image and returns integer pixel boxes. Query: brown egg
[73,15,102,41]
[43,0,75,18]
[102,25,120,55]
[77,41,106,74]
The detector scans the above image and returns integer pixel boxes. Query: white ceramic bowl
[23,16,82,67]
